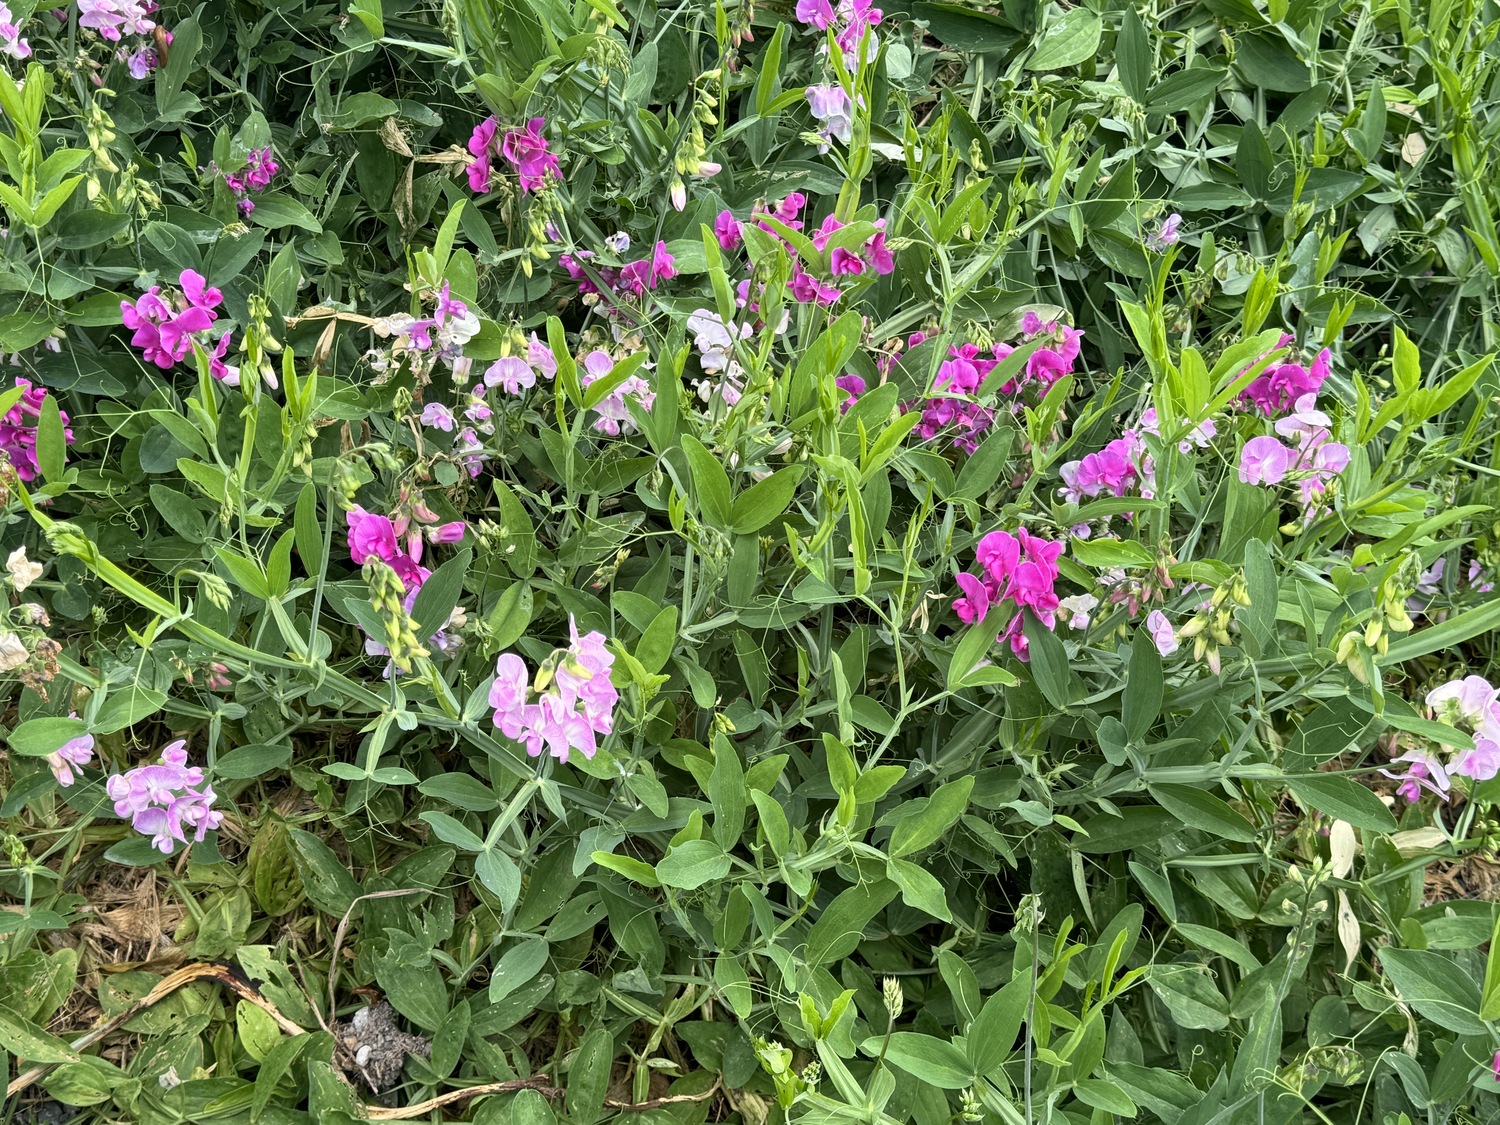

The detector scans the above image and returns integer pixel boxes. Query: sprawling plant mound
[2,1,1500,1123]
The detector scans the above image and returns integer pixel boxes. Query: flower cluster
[1239,334,1332,416]
[47,727,94,787]
[1237,394,1350,517]
[347,504,467,672]
[559,240,678,306]
[77,0,167,77]
[468,116,561,195]
[1381,675,1500,801]
[905,314,1085,454]
[221,147,279,215]
[121,269,232,377]
[372,282,481,403]
[0,3,29,59]
[490,618,619,762]
[79,0,155,39]
[794,0,882,57]
[711,195,895,313]
[1060,407,1215,505]
[0,380,74,482]
[687,309,753,407]
[952,528,1064,660]
[106,740,223,855]
[580,350,655,436]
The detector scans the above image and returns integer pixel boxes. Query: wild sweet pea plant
[1,0,1500,1123]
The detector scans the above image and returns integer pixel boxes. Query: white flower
[0,632,28,671]
[6,546,41,592]
[1057,593,1098,630]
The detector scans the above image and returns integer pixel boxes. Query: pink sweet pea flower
[1380,748,1452,802]
[485,356,536,394]
[1238,435,1296,486]
[1427,676,1500,727]
[1145,610,1177,656]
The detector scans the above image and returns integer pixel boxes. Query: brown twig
[365,1076,564,1120]
[5,962,304,1099]
[605,1078,724,1112]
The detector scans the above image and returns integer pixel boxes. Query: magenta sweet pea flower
[795,0,835,26]
[830,246,865,276]
[1427,676,1500,727]
[346,506,400,566]
[0,2,30,59]
[0,380,73,482]
[1145,212,1182,251]
[501,117,561,194]
[468,116,498,192]
[714,210,743,251]
[485,356,536,394]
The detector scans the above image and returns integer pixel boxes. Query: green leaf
[253,1034,317,1122]
[475,849,522,911]
[93,686,167,736]
[887,857,952,921]
[1071,537,1157,569]
[247,194,323,233]
[1284,696,1375,770]
[288,829,361,916]
[655,840,731,890]
[1377,948,1486,1036]
[868,1032,973,1088]
[8,716,89,757]
[888,776,974,857]
[0,1001,80,1063]
[568,1026,615,1124]
[419,811,485,852]
[708,735,747,846]
[489,938,550,1003]
[681,435,732,528]
[1073,1079,1137,1116]
[36,392,65,482]
[417,773,499,812]
[294,482,326,578]
[729,466,804,533]
[411,548,471,636]
[1025,9,1101,71]
[1149,785,1258,843]
[751,790,791,858]
[967,974,1029,1076]
[804,879,898,966]
[212,744,291,780]
[1286,774,1396,833]
[591,851,661,887]
[1023,614,1073,708]
[1147,965,1229,1031]
[1122,630,1163,741]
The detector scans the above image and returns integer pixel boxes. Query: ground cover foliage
[2,0,1500,1122]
